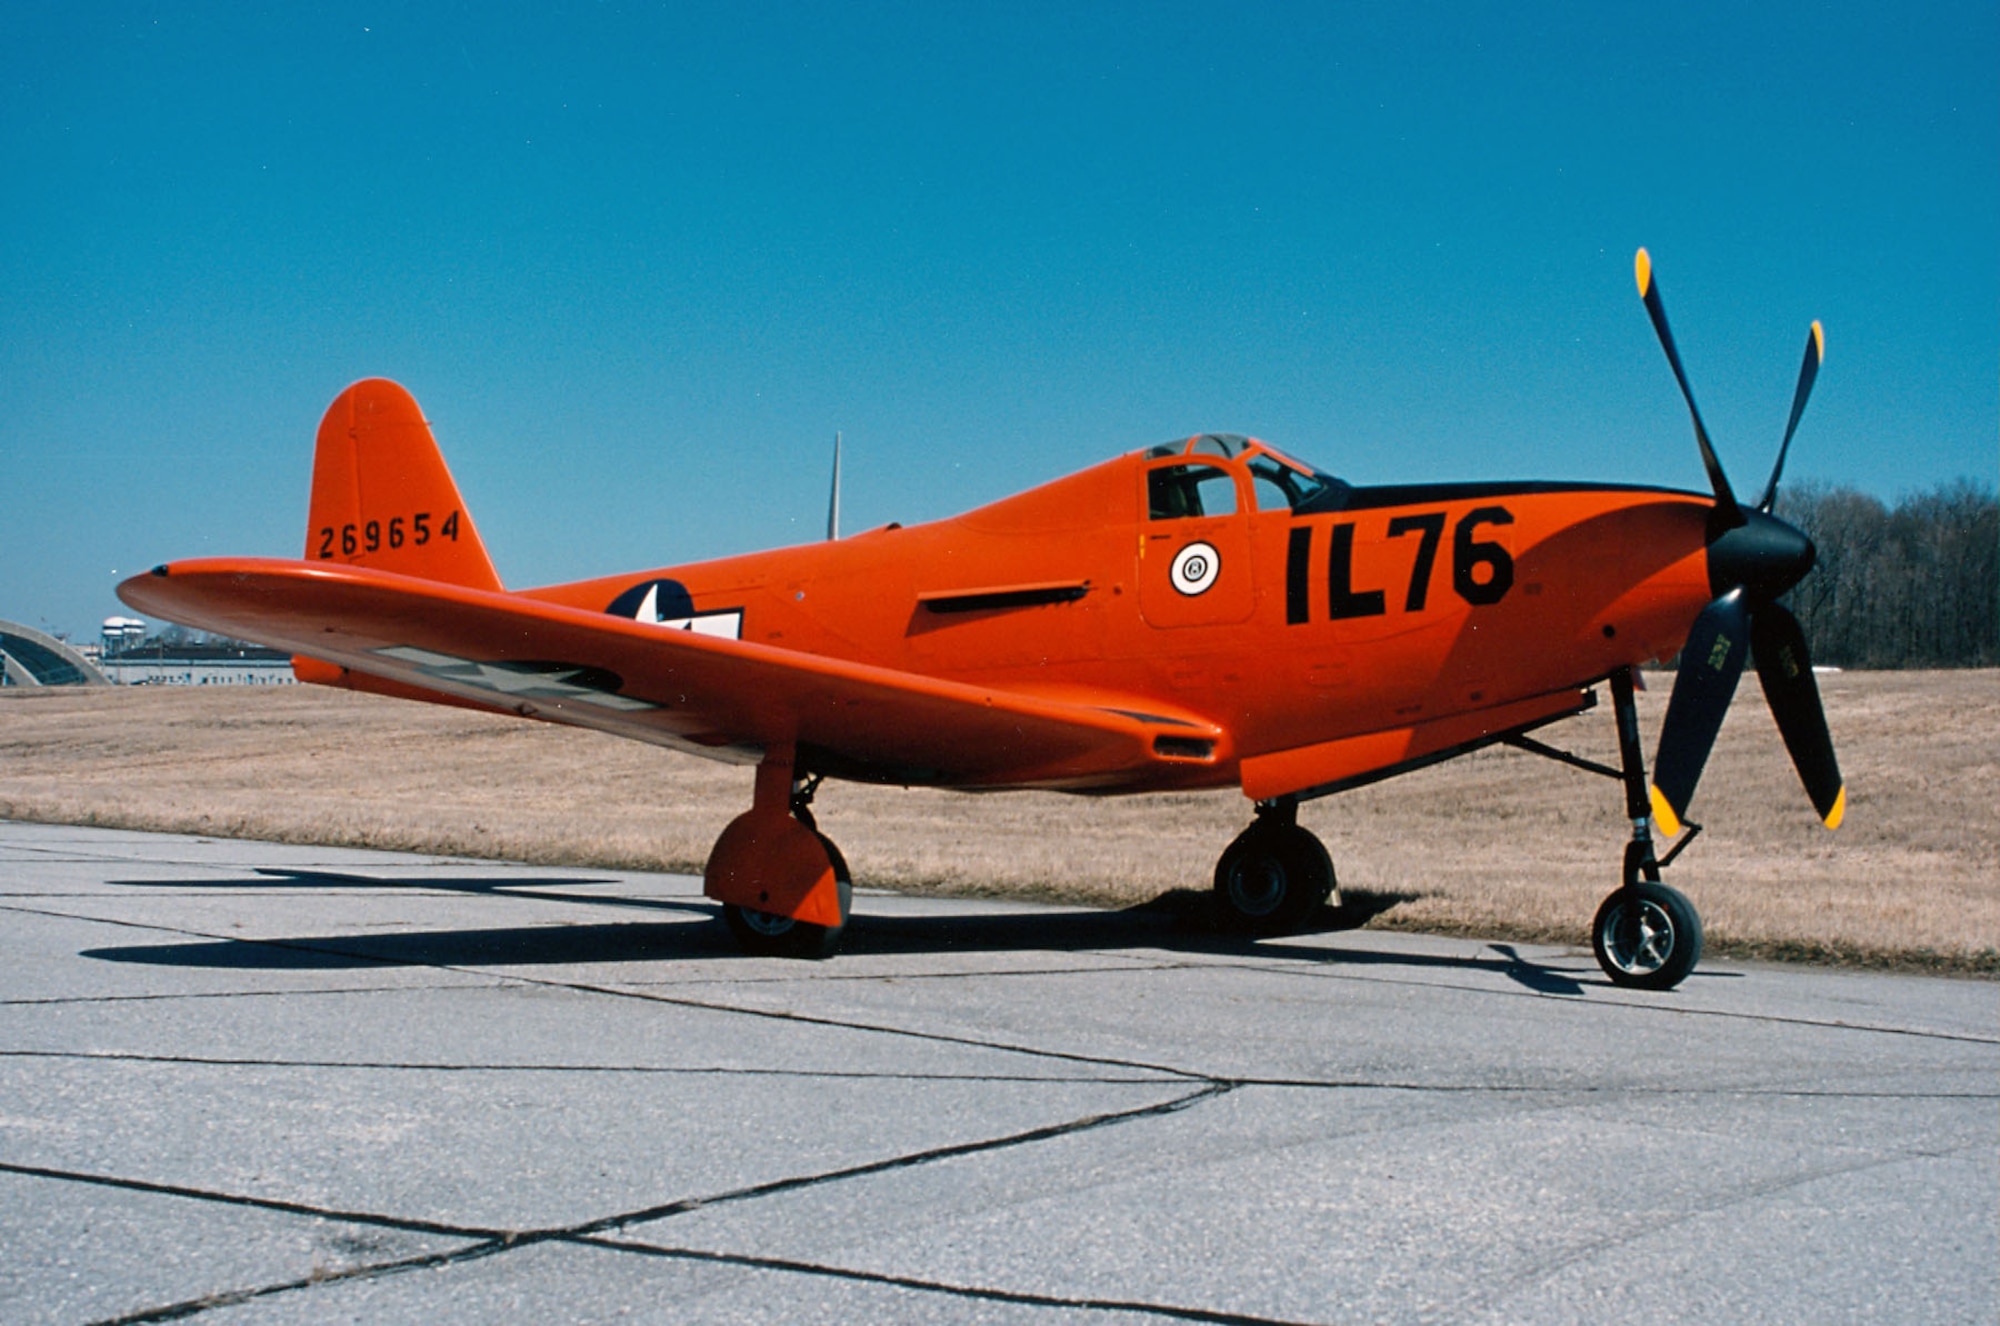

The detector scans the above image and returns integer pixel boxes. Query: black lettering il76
[317,510,461,560]
[1285,506,1514,624]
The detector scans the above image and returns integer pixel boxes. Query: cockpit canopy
[1142,433,1352,516]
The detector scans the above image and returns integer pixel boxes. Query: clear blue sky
[5,2,1994,641]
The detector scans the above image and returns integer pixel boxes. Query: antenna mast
[826,431,842,540]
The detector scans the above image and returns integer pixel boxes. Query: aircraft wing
[118,558,1224,790]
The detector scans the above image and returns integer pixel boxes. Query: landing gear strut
[1502,671,1705,987]
[1595,668,1703,989]
[1213,798,1336,934]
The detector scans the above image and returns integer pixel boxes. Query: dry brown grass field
[2,671,1994,972]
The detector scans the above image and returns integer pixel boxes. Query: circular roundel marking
[1170,541,1221,596]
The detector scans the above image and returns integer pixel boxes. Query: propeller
[1634,249,1845,836]
[1758,321,1824,513]
[1635,248,1743,535]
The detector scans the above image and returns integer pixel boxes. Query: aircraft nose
[1707,508,1816,600]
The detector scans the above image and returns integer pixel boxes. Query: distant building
[0,620,110,687]
[101,616,148,657]
[0,616,299,687]
[97,629,296,686]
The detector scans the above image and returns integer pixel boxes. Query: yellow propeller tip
[1635,248,1653,296]
[1649,784,1682,837]
[1811,320,1825,361]
[1822,785,1846,831]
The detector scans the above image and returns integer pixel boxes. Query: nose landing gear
[1506,668,1706,989]
[1592,667,1703,988]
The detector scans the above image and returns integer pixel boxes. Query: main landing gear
[708,754,852,959]
[1213,799,1336,933]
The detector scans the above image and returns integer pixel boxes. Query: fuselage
[522,436,1717,793]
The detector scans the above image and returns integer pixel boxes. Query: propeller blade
[1750,601,1846,828]
[1757,321,1824,512]
[1635,249,1744,532]
[1650,589,1751,835]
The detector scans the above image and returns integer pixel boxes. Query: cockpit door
[1137,460,1255,627]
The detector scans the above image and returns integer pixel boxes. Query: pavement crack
[576,1236,1320,1325]
[0,902,1223,1082]
[526,980,1220,1081]
[0,1159,509,1242]
[565,1081,1232,1235]
[90,1243,506,1326]
[17,900,1992,1093]
[34,1083,1235,1324]
[18,898,1992,1050]
[1166,952,2000,1046]
[1,983,492,1008]
[0,1048,1174,1085]
[1219,1075,2000,1100]
[21,1049,1974,1101]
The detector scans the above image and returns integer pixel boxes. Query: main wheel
[722,834,853,959]
[1213,821,1334,934]
[1591,881,1703,990]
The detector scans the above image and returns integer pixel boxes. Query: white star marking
[373,647,658,711]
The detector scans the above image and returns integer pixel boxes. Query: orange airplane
[119,251,1842,990]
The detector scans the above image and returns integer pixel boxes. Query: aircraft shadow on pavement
[107,868,715,918]
[81,875,1609,992]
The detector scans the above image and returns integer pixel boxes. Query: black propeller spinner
[1634,249,1845,837]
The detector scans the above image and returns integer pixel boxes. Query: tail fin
[304,379,502,591]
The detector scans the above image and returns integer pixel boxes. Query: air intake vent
[1152,735,1216,761]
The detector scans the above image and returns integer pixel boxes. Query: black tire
[1213,822,1335,934]
[722,833,853,960]
[1591,881,1703,990]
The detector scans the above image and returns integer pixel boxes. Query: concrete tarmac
[1,820,1993,1324]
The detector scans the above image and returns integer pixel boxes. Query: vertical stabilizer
[305,379,502,591]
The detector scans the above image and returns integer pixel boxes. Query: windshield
[1152,438,1352,516]
[1145,434,1348,513]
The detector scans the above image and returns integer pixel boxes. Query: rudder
[304,379,502,591]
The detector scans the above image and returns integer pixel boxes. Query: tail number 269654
[317,510,461,559]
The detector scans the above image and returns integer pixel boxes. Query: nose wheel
[1214,801,1335,934]
[1591,879,1702,990]
[1438,669,1712,990]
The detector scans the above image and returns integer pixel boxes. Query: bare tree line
[1778,479,1998,668]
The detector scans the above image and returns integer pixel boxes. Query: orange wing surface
[118,557,1224,792]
